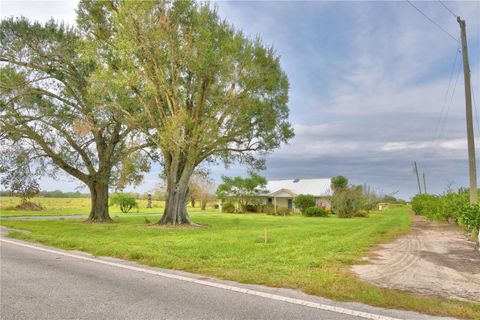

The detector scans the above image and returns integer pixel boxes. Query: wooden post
[414,161,422,194]
[457,17,478,204]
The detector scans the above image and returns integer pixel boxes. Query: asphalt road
[0,234,454,320]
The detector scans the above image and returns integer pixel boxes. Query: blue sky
[1,1,479,199]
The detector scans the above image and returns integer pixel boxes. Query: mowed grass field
[1,205,478,319]
[0,196,208,216]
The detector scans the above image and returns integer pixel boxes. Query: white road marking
[0,238,403,320]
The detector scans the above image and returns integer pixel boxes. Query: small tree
[459,204,480,244]
[110,193,138,213]
[331,186,364,218]
[216,174,267,212]
[293,194,316,213]
[331,176,348,191]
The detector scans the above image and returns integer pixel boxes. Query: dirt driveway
[352,214,480,302]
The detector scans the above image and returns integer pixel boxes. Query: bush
[353,210,369,218]
[110,193,138,213]
[259,204,275,214]
[459,203,480,242]
[245,204,259,213]
[276,207,291,216]
[411,194,437,217]
[303,207,328,217]
[411,190,468,223]
[221,202,236,213]
[293,194,316,213]
[331,187,363,218]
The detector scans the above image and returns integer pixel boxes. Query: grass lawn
[0,197,204,217]
[1,207,478,319]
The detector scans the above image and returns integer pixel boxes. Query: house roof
[264,178,332,197]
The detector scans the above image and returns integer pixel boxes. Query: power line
[405,0,460,44]
[472,86,480,138]
[431,57,462,154]
[438,0,458,19]
[429,46,460,155]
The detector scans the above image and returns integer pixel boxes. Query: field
[0,196,208,217]
[1,203,478,319]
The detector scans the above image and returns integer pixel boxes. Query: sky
[1,0,479,200]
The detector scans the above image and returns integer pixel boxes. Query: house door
[288,199,293,209]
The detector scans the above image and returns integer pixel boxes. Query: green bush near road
[1,207,478,319]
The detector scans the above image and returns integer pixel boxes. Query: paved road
[0,234,454,320]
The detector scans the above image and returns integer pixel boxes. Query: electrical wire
[431,56,462,154]
[438,0,458,19]
[429,47,460,155]
[405,0,460,44]
[472,86,480,138]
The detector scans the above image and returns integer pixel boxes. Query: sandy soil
[352,214,480,302]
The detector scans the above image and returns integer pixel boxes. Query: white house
[257,178,332,210]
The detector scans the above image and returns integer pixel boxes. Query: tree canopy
[0,18,152,221]
[216,174,268,212]
[77,0,293,224]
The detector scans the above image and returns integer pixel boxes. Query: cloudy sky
[1,1,479,199]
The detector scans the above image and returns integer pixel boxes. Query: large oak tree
[0,18,152,222]
[78,0,294,224]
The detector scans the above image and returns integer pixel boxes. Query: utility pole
[423,173,427,194]
[457,17,477,204]
[414,161,422,194]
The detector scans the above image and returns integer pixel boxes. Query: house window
[268,198,273,204]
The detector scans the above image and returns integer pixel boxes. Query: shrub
[353,210,369,218]
[459,203,480,242]
[221,202,236,213]
[245,204,259,213]
[331,187,363,218]
[259,204,275,214]
[303,207,328,217]
[293,194,316,213]
[110,193,138,213]
[411,194,437,217]
[276,207,291,216]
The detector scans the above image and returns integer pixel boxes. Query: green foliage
[292,194,315,213]
[216,174,267,212]
[274,207,291,216]
[110,193,138,213]
[353,210,370,218]
[0,17,151,221]
[259,204,275,214]
[459,204,480,233]
[221,202,236,213]
[331,176,348,190]
[303,207,328,217]
[77,0,294,223]
[331,187,364,218]
[411,190,468,222]
[0,145,40,202]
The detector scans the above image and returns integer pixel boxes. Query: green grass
[1,206,478,319]
[0,196,207,217]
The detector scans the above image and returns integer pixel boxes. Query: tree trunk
[201,199,207,211]
[87,181,112,222]
[191,198,196,208]
[159,182,192,224]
